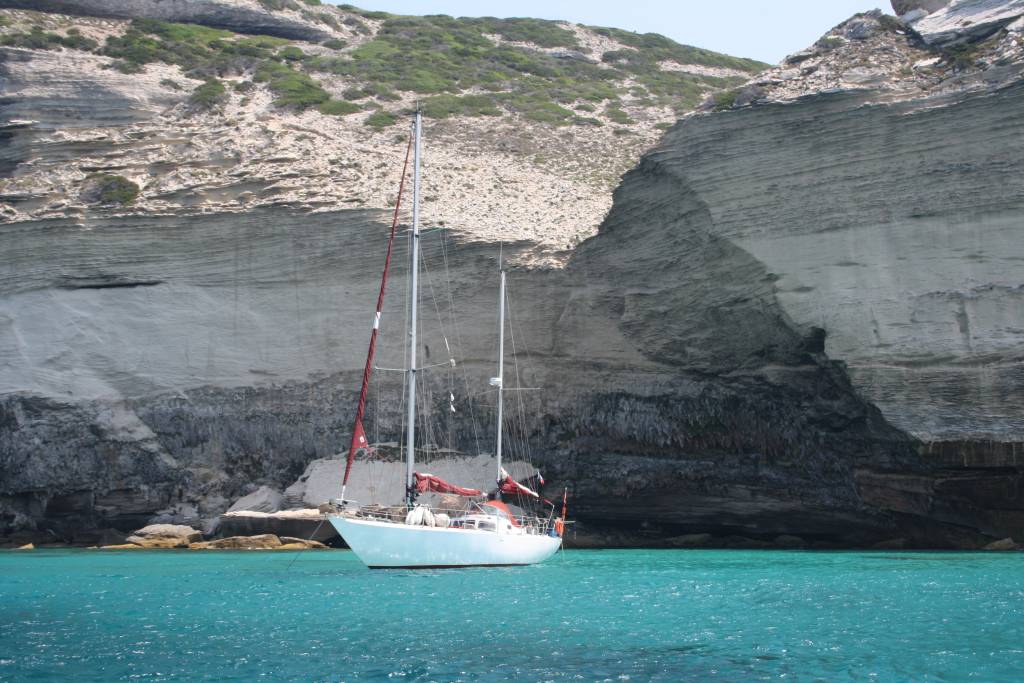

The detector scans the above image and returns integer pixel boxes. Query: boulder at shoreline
[124,524,203,548]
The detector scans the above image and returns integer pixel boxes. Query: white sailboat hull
[329,516,562,568]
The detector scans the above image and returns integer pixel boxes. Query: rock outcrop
[188,533,278,549]
[226,486,283,514]
[982,537,1019,551]
[899,0,1024,45]
[217,509,337,543]
[892,0,953,17]
[124,523,202,547]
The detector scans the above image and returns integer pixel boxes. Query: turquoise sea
[1,549,1022,682]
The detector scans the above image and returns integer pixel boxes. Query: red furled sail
[341,135,414,493]
[414,472,482,497]
[499,467,539,498]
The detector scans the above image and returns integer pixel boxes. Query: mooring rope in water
[285,517,327,571]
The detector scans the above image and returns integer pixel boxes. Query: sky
[337,1,889,64]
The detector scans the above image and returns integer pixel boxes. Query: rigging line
[429,233,457,451]
[417,237,462,456]
[419,236,461,455]
[413,275,437,467]
[398,228,410,493]
[506,280,536,469]
[438,226,483,457]
[505,283,525,468]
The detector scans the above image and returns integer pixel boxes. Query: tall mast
[494,268,506,486]
[405,110,422,506]
[339,133,413,505]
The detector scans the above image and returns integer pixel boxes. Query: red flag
[351,420,369,453]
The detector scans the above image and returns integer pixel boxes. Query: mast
[494,268,506,488]
[405,109,422,506]
[339,125,413,504]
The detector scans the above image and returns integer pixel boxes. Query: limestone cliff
[1,1,1022,548]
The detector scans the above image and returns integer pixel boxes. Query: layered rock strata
[2,2,1023,548]
[899,0,1024,45]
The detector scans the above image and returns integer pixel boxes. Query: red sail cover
[414,472,482,497]
[499,474,539,498]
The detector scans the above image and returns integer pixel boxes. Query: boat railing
[348,503,560,534]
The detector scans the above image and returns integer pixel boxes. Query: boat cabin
[449,501,537,534]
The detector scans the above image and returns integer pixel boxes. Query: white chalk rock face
[227,486,283,514]
[900,0,1024,45]
[891,0,952,18]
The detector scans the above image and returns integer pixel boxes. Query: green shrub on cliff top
[102,19,229,71]
[317,99,361,116]
[278,45,304,61]
[1,25,97,51]
[189,78,227,110]
[306,11,761,121]
[711,88,740,111]
[254,60,329,107]
[421,94,502,119]
[84,174,140,205]
[591,26,765,72]
[472,17,580,49]
[364,110,397,128]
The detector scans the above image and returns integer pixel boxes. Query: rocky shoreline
[3,516,1021,552]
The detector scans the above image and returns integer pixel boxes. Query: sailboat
[328,110,565,569]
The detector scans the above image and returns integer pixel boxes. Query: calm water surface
[1,549,1022,681]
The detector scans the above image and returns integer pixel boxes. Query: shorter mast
[494,268,506,489]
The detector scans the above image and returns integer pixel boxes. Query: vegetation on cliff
[81,174,140,205]
[1,6,766,122]
[0,3,768,239]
